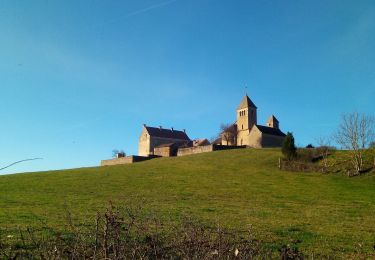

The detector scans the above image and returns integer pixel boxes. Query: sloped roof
[212,137,222,145]
[256,125,286,137]
[145,126,190,140]
[267,115,279,123]
[155,143,175,148]
[193,139,210,146]
[237,95,257,110]
[155,140,192,148]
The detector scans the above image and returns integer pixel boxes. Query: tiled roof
[145,126,190,140]
[237,95,257,110]
[256,125,286,137]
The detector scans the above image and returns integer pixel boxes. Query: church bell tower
[236,94,257,131]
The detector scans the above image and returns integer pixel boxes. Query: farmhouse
[220,95,286,148]
[138,125,191,157]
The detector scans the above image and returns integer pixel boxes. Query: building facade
[222,95,286,148]
[138,125,191,156]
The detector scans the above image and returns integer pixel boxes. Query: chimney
[159,126,162,129]
[171,127,174,131]
[183,129,186,133]
[143,124,146,127]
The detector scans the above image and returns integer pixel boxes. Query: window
[242,124,243,129]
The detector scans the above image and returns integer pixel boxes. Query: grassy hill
[0,149,374,257]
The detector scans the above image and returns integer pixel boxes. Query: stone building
[193,139,210,147]
[138,125,191,156]
[153,143,178,157]
[221,95,286,148]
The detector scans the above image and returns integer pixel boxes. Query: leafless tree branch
[0,158,43,171]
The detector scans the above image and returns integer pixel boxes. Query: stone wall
[213,144,246,151]
[237,129,249,146]
[261,133,285,147]
[154,146,173,157]
[246,126,262,148]
[177,144,245,157]
[177,145,214,156]
[101,156,151,166]
[138,127,150,156]
[149,137,188,155]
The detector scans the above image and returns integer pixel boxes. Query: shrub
[0,204,270,259]
[282,132,297,161]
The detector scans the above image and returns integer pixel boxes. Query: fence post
[278,157,281,169]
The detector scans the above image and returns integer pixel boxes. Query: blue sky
[1,0,374,174]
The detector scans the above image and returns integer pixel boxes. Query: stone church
[220,95,286,148]
[138,94,286,157]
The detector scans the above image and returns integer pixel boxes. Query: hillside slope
[0,149,374,256]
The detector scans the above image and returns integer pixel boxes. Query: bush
[0,204,271,259]
[282,132,297,161]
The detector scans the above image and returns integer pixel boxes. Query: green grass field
[0,149,374,257]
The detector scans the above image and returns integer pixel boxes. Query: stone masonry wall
[101,156,151,166]
[177,144,245,157]
[138,128,150,156]
[177,145,214,156]
[154,146,172,157]
[261,133,285,148]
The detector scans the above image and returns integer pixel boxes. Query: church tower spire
[236,94,257,131]
[267,115,279,129]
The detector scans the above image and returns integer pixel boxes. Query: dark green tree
[282,132,297,161]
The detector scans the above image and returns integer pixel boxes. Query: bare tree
[316,136,332,169]
[112,149,126,158]
[334,112,374,175]
[209,136,217,144]
[220,123,238,146]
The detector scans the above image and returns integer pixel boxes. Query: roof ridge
[144,125,190,140]
[267,115,279,122]
[256,124,286,137]
[237,95,257,110]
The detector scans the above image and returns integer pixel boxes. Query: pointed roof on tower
[237,94,257,110]
[267,115,279,123]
